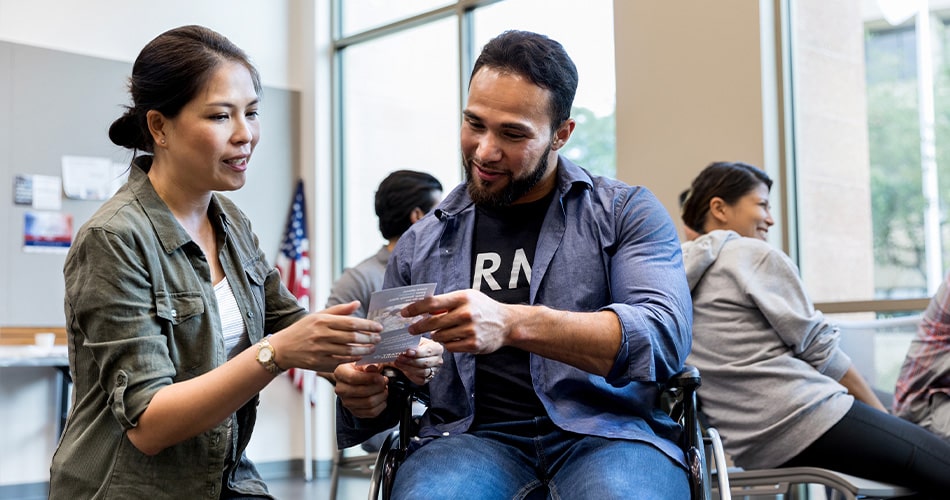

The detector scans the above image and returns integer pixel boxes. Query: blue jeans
[391,416,688,499]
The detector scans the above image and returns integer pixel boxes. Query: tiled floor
[7,472,374,500]
[268,473,372,500]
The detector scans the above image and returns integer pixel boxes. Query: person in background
[333,30,693,499]
[325,170,443,317]
[894,273,950,441]
[681,160,950,496]
[679,188,700,241]
[324,169,442,451]
[47,25,439,498]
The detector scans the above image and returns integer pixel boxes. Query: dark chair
[369,365,723,500]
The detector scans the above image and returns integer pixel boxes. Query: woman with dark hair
[48,25,441,498]
[681,161,950,496]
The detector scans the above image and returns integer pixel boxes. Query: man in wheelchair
[333,30,693,499]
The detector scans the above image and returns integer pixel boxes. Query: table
[0,345,71,436]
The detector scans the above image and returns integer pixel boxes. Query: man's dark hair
[681,161,773,235]
[376,170,443,240]
[470,30,578,131]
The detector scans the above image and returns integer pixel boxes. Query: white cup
[34,332,56,349]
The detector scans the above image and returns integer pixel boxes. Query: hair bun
[108,109,149,151]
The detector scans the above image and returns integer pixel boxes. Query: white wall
[0,0,302,90]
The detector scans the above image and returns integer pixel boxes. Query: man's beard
[465,146,551,209]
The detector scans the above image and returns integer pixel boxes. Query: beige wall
[614,0,768,240]
[614,0,876,303]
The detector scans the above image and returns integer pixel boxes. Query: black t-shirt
[471,192,553,425]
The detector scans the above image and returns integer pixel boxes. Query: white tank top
[214,277,250,358]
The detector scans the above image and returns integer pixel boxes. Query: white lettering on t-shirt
[509,248,530,289]
[473,252,502,290]
[473,249,532,291]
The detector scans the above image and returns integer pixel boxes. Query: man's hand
[334,362,390,419]
[404,289,515,355]
[392,337,445,385]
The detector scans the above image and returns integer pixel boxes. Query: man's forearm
[506,306,622,377]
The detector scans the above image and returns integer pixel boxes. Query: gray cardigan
[682,230,854,468]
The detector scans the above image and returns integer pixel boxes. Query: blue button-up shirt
[338,157,692,465]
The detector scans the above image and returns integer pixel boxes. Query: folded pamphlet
[356,283,437,365]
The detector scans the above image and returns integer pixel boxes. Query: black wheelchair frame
[368,365,721,500]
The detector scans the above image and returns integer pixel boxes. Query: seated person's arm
[838,364,888,413]
[403,188,691,381]
[406,291,622,377]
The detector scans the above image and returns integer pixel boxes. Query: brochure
[357,282,437,365]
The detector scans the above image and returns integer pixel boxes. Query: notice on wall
[32,175,62,210]
[23,211,73,254]
[14,174,63,210]
[14,175,32,205]
[62,155,127,201]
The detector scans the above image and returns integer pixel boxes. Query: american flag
[275,179,315,403]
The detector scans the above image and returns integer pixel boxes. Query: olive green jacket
[50,157,306,499]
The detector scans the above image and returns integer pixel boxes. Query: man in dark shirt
[334,30,692,499]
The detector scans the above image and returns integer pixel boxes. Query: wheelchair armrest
[669,364,702,392]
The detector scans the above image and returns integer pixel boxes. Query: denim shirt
[50,158,307,499]
[337,157,692,466]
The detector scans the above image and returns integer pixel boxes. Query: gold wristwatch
[255,336,284,375]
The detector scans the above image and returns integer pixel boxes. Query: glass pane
[340,17,461,268]
[788,3,950,303]
[472,0,616,177]
[829,312,920,397]
[340,0,453,37]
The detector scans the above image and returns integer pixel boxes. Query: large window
[785,2,950,393]
[340,0,453,36]
[333,0,616,270]
[787,1,950,305]
[339,18,460,269]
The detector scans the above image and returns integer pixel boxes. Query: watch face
[259,347,273,362]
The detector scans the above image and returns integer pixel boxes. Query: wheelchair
[367,365,724,500]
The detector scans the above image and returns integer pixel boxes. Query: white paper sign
[31,175,62,210]
[62,155,116,200]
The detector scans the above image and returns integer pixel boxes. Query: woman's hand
[269,301,383,372]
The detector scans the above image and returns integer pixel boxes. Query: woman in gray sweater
[680,161,950,496]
